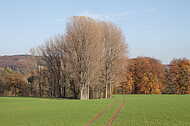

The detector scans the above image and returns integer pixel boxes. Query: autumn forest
[0,16,189,99]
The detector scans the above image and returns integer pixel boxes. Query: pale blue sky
[0,0,190,64]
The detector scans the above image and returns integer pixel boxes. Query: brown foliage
[6,73,26,96]
[118,57,165,94]
[166,58,190,94]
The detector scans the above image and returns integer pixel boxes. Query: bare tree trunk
[87,84,89,99]
[58,79,61,97]
[80,85,84,100]
[53,80,56,97]
[109,83,112,98]
[105,83,108,98]
[63,85,66,98]
[15,87,16,96]
[37,65,42,97]
[100,89,103,99]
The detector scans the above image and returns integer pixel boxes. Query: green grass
[113,95,190,126]
[0,95,189,126]
[0,97,117,126]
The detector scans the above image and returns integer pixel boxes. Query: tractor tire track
[106,99,125,126]
[84,99,118,126]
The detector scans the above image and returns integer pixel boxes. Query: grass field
[0,95,189,126]
[113,95,190,126]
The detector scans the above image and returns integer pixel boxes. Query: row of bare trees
[30,16,128,99]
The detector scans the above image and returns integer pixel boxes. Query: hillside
[0,55,34,71]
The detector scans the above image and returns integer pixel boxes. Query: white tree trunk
[109,83,112,98]
[87,84,89,99]
[80,85,84,100]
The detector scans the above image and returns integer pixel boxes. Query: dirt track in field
[106,99,125,126]
[84,99,118,126]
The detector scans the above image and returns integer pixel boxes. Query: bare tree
[30,16,129,99]
[100,21,128,98]
[39,36,64,97]
[30,47,43,97]
[65,16,103,99]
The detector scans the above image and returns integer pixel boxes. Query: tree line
[115,57,190,94]
[0,16,189,98]
[0,57,189,97]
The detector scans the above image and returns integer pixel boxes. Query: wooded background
[0,16,189,98]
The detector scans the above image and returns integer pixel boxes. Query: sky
[0,0,190,64]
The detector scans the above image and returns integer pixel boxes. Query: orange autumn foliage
[119,57,165,94]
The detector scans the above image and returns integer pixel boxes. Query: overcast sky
[0,0,190,64]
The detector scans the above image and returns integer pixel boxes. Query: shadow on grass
[1,95,117,100]
[0,96,79,100]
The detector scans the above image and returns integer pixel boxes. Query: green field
[0,95,189,126]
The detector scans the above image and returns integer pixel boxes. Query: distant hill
[0,55,35,71]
